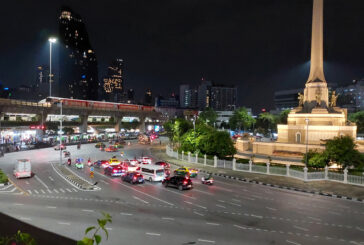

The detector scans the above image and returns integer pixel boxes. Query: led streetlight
[48,37,57,97]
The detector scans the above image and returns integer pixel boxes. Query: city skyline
[0,0,363,110]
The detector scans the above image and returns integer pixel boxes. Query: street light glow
[48,37,57,43]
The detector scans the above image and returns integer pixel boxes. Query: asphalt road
[0,142,364,245]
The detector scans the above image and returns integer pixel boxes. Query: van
[139,165,165,182]
[14,159,32,179]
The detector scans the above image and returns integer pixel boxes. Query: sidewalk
[151,146,364,201]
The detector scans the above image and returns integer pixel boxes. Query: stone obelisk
[303,0,329,109]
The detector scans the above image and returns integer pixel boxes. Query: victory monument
[251,0,357,156]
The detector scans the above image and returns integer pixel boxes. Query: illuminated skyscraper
[103,59,123,102]
[58,6,99,100]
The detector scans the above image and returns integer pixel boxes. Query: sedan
[104,166,125,177]
[122,172,144,184]
[93,160,109,168]
[105,146,118,152]
[162,176,193,191]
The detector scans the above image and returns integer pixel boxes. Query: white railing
[165,145,364,186]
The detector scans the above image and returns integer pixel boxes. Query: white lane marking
[266,207,277,211]
[25,181,30,185]
[47,189,52,193]
[162,188,196,199]
[72,188,78,192]
[14,203,24,206]
[241,196,255,201]
[192,188,214,196]
[308,216,321,221]
[46,206,57,209]
[294,226,308,232]
[356,227,364,232]
[229,202,242,207]
[53,189,59,193]
[40,189,45,194]
[120,212,133,216]
[232,198,241,202]
[34,190,39,194]
[66,188,72,192]
[183,201,207,209]
[58,222,71,225]
[82,209,94,212]
[218,200,225,203]
[146,232,160,236]
[234,225,247,230]
[133,196,149,204]
[59,188,65,193]
[286,240,301,245]
[198,239,215,243]
[95,171,174,206]
[251,214,263,219]
[27,190,32,194]
[162,217,175,220]
[100,179,109,185]
[206,222,220,226]
[194,211,204,216]
[216,204,226,209]
[48,176,54,181]
[19,217,32,221]
[34,175,49,189]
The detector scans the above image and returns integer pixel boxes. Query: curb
[51,163,98,191]
[166,159,364,204]
[0,182,9,187]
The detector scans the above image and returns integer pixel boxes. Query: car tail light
[133,176,137,180]
[113,169,117,173]
[183,180,188,185]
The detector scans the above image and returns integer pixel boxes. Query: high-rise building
[144,89,153,105]
[210,85,237,111]
[58,6,99,100]
[35,65,50,99]
[103,59,123,102]
[126,89,135,103]
[179,84,198,108]
[197,79,212,110]
[336,79,364,112]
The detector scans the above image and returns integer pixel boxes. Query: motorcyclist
[205,173,212,180]
[67,158,71,166]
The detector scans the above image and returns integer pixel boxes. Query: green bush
[0,169,8,184]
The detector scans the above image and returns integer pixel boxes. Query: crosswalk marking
[23,187,79,195]
[59,188,65,193]
[72,188,78,192]
[27,190,32,194]
[53,189,59,193]
[40,189,45,194]
[47,189,52,193]
[34,190,39,194]
[66,188,72,192]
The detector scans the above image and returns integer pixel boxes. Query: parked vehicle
[139,165,165,182]
[13,159,32,179]
[162,176,193,191]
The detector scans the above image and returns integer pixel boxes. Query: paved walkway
[151,146,364,200]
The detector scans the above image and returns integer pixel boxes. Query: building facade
[179,84,198,108]
[103,59,123,102]
[336,79,364,112]
[58,6,99,100]
[210,86,237,111]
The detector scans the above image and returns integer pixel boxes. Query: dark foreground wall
[0,212,75,245]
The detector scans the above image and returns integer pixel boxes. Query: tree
[163,120,174,141]
[303,150,328,168]
[349,111,364,133]
[277,109,290,124]
[198,108,218,126]
[199,130,236,158]
[172,118,192,142]
[256,112,277,135]
[229,107,255,131]
[325,136,364,169]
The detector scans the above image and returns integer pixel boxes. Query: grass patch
[0,169,8,184]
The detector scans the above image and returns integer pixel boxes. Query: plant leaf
[85,226,96,235]
[94,234,102,245]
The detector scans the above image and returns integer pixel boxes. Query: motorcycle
[64,151,70,157]
[87,158,92,166]
[77,143,81,150]
[201,175,214,185]
[67,158,72,166]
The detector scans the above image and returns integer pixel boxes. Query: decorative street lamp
[48,37,57,97]
[305,118,309,167]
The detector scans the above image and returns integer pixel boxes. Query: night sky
[0,0,363,111]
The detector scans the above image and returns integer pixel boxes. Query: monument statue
[330,91,339,107]
[315,93,322,107]
[298,93,304,107]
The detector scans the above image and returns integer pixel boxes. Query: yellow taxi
[108,158,121,166]
[174,167,198,177]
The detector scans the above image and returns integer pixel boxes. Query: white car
[138,157,152,164]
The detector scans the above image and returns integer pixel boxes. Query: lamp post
[59,101,63,165]
[48,37,57,97]
[305,118,309,167]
